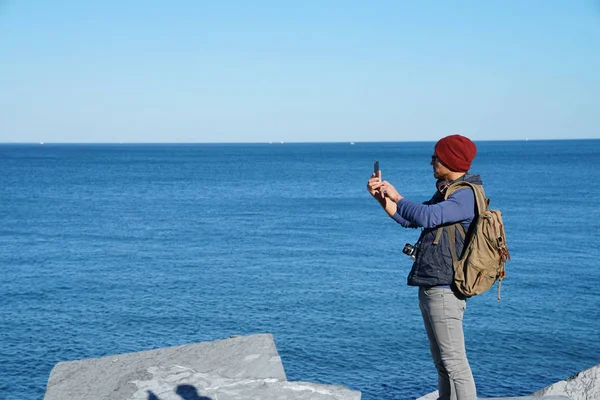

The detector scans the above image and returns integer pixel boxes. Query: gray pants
[419,286,477,400]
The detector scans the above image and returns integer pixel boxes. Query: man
[367,134,480,400]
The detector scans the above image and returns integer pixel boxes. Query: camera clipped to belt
[402,241,421,261]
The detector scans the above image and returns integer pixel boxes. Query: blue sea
[1,140,599,400]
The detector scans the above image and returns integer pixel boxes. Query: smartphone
[373,160,379,176]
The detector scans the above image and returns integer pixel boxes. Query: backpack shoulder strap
[433,220,466,245]
[447,225,458,263]
[432,182,475,246]
[445,181,488,215]
[443,182,486,261]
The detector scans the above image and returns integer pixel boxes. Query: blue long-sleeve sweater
[391,188,475,228]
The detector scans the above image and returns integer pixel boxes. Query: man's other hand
[379,181,403,203]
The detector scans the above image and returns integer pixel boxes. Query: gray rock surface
[44,333,361,400]
[532,363,599,400]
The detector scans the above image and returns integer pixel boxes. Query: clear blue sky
[1,1,598,143]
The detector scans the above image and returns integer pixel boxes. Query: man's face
[431,154,452,180]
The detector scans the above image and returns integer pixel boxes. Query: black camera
[402,242,419,260]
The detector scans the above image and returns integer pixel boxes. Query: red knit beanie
[434,134,477,172]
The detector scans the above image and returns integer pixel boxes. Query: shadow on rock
[147,385,213,400]
[176,385,213,400]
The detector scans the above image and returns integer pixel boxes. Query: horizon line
[2,138,599,145]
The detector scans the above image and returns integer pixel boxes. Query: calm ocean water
[1,140,599,400]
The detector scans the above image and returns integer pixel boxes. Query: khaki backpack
[436,181,510,300]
